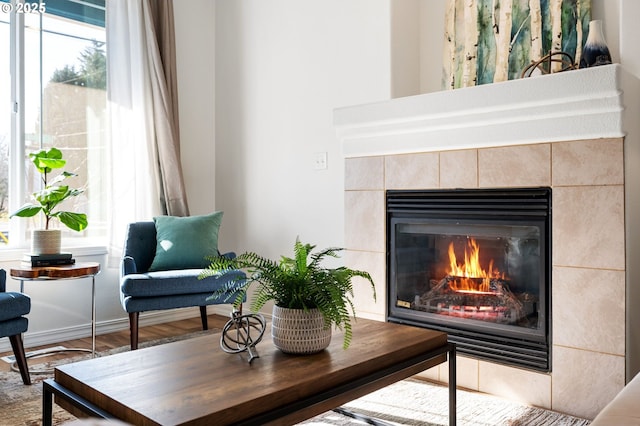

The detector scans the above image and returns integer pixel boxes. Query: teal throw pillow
[148,211,223,271]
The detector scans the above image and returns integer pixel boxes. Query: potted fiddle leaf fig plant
[200,238,376,353]
[11,147,88,254]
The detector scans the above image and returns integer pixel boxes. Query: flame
[447,239,503,293]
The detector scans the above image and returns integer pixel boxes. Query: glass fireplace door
[392,220,544,334]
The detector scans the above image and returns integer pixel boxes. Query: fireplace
[387,188,551,372]
[337,66,631,419]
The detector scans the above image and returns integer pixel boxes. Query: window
[1,0,107,249]
[0,7,9,244]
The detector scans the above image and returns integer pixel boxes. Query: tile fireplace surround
[334,64,639,419]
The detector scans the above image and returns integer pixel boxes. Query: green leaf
[36,157,66,171]
[10,204,42,218]
[55,212,88,232]
[35,185,69,204]
[29,148,66,174]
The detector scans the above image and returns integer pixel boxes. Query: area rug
[1,331,592,426]
[303,379,592,425]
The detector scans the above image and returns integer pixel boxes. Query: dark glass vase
[580,20,612,68]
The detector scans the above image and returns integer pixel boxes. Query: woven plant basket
[271,305,332,354]
[31,229,61,255]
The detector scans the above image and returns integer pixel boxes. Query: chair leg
[200,306,208,331]
[129,312,139,350]
[9,334,30,385]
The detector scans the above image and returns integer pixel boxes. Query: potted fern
[200,238,376,353]
[11,147,88,254]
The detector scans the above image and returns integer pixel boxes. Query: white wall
[214,0,392,260]
[175,0,216,215]
[390,0,420,98]
[419,1,446,93]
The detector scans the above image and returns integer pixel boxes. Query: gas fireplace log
[416,275,527,324]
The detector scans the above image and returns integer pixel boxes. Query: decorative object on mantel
[220,310,266,364]
[579,19,612,68]
[10,148,88,255]
[442,0,591,89]
[521,51,576,78]
[200,238,376,354]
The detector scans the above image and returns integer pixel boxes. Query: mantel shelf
[334,64,625,158]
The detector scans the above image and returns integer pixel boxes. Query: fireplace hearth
[387,188,551,371]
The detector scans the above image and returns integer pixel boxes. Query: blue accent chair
[120,222,245,350]
[0,269,31,385]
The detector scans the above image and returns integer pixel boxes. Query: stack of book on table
[23,252,75,267]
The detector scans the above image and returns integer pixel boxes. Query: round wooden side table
[10,262,101,355]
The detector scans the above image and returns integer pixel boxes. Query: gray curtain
[143,0,190,216]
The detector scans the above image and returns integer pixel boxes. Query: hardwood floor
[0,313,229,374]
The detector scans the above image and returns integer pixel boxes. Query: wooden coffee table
[43,318,456,425]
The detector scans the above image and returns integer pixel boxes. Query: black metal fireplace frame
[386,187,552,372]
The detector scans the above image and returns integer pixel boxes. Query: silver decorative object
[220,310,266,364]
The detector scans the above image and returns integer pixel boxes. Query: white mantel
[335,64,624,157]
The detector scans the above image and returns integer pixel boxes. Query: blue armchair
[0,269,31,385]
[120,221,244,350]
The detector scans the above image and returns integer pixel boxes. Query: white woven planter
[31,229,61,255]
[271,305,332,354]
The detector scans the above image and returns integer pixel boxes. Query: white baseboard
[0,306,238,353]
